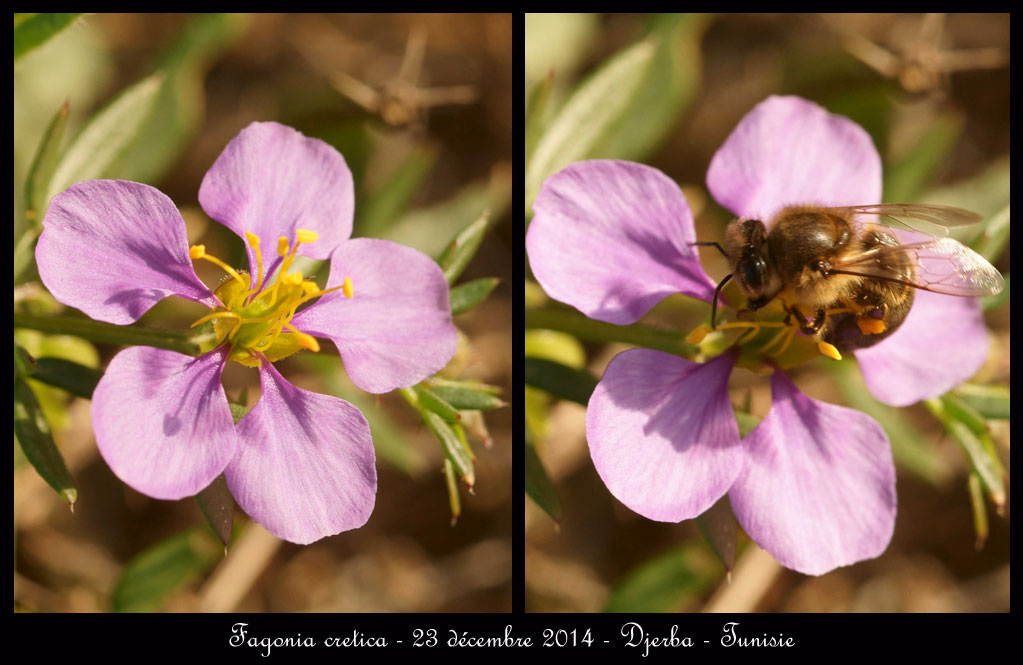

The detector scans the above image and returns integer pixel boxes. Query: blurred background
[14,13,512,612]
[524,13,1009,612]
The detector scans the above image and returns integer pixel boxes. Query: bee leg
[788,305,826,336]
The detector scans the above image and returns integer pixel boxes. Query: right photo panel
[523,13,1009,613]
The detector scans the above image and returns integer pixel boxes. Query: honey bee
[696,203,1004,351]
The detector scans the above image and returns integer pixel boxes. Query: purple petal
[729,371,896,575]
[527,160,718,324]
[586,349,742,521]
[226,362,376,544]
[91,346,239,500]
[856,290,990,406]
[291,238,458,394]
[198,121,354,272]
[36,180,218,324]
[707,95,882,221]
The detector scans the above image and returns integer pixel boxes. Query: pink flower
[37,122,458,544]
[526,96,991,574]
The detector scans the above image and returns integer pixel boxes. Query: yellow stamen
[277,236,290,257]
[685,323,709,345]
[189,244,249,290]
[817,341,842,361]
[295,228,319,244]
[343,276,354,299]
[190,310,240,328]
[245,231,264,292]
[285,323,320,352]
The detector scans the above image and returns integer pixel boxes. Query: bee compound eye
[739,255,767,296]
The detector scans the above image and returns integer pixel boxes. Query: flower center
[188,229,352,367]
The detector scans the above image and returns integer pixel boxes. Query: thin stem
[525,307,696,359]
[13,311,207,356]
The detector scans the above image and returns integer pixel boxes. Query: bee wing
[825,203,983,237]
[829,237,1004,296]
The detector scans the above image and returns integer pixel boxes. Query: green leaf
[525,39,657,209]
[524,357,597,406]
[924,398,1005,504]
[437,211,491,284]
[883,112,962,203]
[112,528,222,612]
[604,544,718,613]
[111,13,248,184]
[968,473,988,549]
[524,430,562,522]
[588,14,708,162]
[954,383,1010,420]
[47,73,164,202]
[443,458,461,526]
[426,380,505,411]
[195,475,233,549]
[421,410,475,487]
[24,100,70,224]
[13,375,77,509]
[971,204,1010,264]
[30,357,102,399]
[13,13,83,62]
[14,341,36,377]
[414,384,462,424]
[524,71,554,169]
[357,145,437,236]
[450,277,499,315]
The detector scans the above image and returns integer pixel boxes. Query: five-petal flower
[526,95,991,574]
[37,121,459,544]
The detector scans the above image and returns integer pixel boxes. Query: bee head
[724,218,780,310]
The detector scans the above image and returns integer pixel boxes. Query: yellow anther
[295,229,319,244]
[343,276,353,299]
[189,244,248,290]
[282,272,303,286]
[189,244,206,259]
[278,236,290,257]
[245,231,260,248]
[285,324,320,352]
[245,232,264,292]
[857,317,886,335]
[685,323,709,345]
[817,341,843,361]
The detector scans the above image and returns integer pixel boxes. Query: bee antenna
[710,273,732,329]
[690,240,729,259]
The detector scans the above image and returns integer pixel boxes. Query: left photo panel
[14,12,513,612]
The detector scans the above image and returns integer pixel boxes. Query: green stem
[13,311,207,356]
[525,307,695,358]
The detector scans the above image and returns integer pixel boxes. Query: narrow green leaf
[427,376,502,395]
[13,227,40,282]
[13,375,77,509]
[968,473,988,550]
[525,39,657,208]
[112,528,222,612]
[971,204,1010,264]
[443,458,461,526]
[195,475,233,549]
[589,14,708,162]
[24,100,71,224]
[30,357,102,398]
[940,393,991,437]
[422,410,474,487]
[925,398,1005,503]
[415,384,462,424]
[358,145,437,236]
[524,71,554,169]
[47,73,164,202]
[954,383,1010,420]
[604,545,717,613]
[524,357,597,406]
[13,13,82,62]
[437,210,491,284]
[426,382,505,411]
[14,342,36,377]
[524,430,562,521]
[450,277,499,315]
